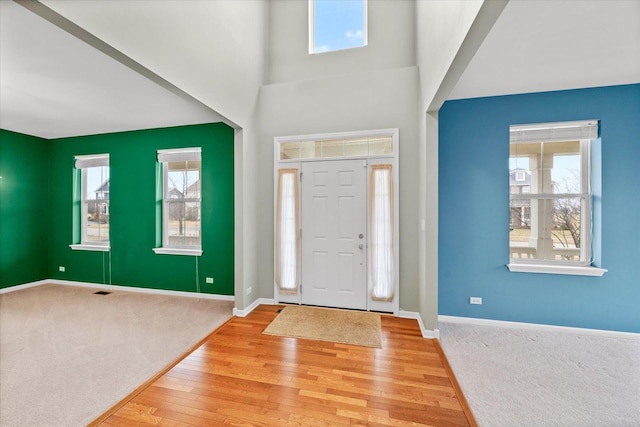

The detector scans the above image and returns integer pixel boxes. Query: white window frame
[507,120,606,276]
[153,148,203,256]
[309,0,368,54]
[70,154,110,252]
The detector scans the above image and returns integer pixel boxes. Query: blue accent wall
[439,84,640,333]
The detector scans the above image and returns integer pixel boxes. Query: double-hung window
[154,148,202,256]
[72,154,110,251]
[508,120,605,276]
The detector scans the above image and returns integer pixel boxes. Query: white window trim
[508,120,603,276]
[152,247,202,256]
[510,120,598,143]
[507,264,607,277]
[308,0,368,54]
[70,244,110,252]
[75,154,110,250]
[276,128,396,163]
[155,148,202,255]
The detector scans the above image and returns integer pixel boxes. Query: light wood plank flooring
[95,305,476,426]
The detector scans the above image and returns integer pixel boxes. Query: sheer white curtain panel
[275,169,300,293]
[369,165,394,301]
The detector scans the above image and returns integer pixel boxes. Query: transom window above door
[277,130,394,161]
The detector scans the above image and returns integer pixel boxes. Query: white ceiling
[448,0,640,100]
[0,1,638,139]
[0,0,223,139]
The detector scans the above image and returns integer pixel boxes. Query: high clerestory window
[309,0,367,54]
[508,120,606,276]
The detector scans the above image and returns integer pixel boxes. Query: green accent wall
[0,129,50,288]
[1,123,234,295]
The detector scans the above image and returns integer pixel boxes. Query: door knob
[358,244,364,250]
[358,234,364,239]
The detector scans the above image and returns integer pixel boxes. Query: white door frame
[273,128,399,314]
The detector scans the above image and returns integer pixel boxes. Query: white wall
[416,0,484,331]
[41,0,267,127]
[268,0,415,84]
[258,0,420,312]
[258,66,420,311]
[416,0,484,111]
[234,126,259,310]
[415,0,505,329]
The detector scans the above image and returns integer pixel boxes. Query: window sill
[152,248,202,256]
[507,263,607,277]
[70,244,110,252]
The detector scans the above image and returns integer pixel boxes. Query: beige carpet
[439,322,640,426]
[263,305,382,348]
[0,283,233,427]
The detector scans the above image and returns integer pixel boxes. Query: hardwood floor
[96,305,476,426]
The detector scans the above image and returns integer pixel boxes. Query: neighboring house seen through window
[154,148,202,256]
[71,154,110,251]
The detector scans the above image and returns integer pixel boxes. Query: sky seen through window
[313,0,366,53]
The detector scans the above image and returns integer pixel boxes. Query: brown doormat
[263,305,382,348]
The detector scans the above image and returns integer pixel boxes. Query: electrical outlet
[206,277,214,284]
[246,286,252,295]
[470,297,482,305]
[59,266,66,272]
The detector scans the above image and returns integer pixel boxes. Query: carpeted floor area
[0,283,233,427]
[439,321,640,427]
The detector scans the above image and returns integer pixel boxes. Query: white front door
[301,159,367,310]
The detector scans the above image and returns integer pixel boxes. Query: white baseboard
[1,279,234,302]
[438,315,640,339]
[0,280,49,294]
[398,310,440,339]
[233,298,276,317]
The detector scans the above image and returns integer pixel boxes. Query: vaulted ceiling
[448,0,640,100]
[0,0,222,139]
[1,0,638,139]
